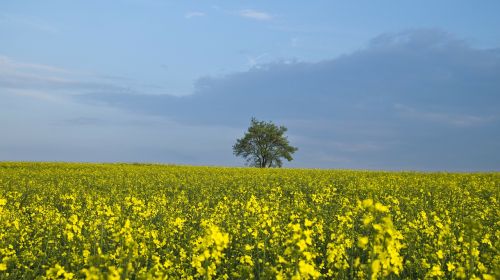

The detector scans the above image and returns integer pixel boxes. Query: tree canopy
[233,118,298,168]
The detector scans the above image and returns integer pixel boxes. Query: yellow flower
[428,265,444,277]
[66,231,74,241]
[304,218,314,227]
[173,217,185,230]
[297,239,307,251]
[371,259,381,280]
[298,260,321,278]
[239,255,254,266]
[374,202,389,212]
[436,250,444,259]
[363,215,374,225]
[107,266,122,280]
[0,263,7,271]
[362,199,374,208]
[358,236,369,249]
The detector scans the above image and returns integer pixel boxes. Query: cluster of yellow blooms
[191,223,229,279]
[0,162,498,279]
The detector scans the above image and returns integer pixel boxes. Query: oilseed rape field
[0,163,498,279]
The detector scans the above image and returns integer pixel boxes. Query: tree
[233,118,298,168]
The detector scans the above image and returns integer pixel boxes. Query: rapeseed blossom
[0,162,497,279]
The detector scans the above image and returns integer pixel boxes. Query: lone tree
[233,118,298,168]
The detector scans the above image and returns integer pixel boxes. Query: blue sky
[1,1,500,170]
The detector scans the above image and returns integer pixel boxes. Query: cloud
[0,55,243,166]
[394,104,497,127]
[81,29,500,125]
[245,53,269,68]
[77,29,500,170]
[0,55,146,98]
[2,30,499,170]
[238,9,273,21]
[0,56,90,104]
[185,11,205,19]
[0,13,58,33]
[0,55,66,73]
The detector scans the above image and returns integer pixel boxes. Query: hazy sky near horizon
[1,1,500,171]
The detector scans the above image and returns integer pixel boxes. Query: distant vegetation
[0,162,498,279]
[233,118,297,168]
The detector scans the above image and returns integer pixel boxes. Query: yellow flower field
[0,162,498,279]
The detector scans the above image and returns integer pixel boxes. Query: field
[0,162,498,279]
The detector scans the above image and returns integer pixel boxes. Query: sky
[1,1,500,171]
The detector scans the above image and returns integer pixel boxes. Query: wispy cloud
[0,55,130,98]
[0,55,67,73]
[238,9,273,21]
[0,55,71,92]
[0,55,179,109]
[185,11,206,19]
[246,53,268,68]
[7,88,67,104]
[0,13,58,33]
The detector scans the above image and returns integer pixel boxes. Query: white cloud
[238,9,273,21]
[185,11,205,19]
